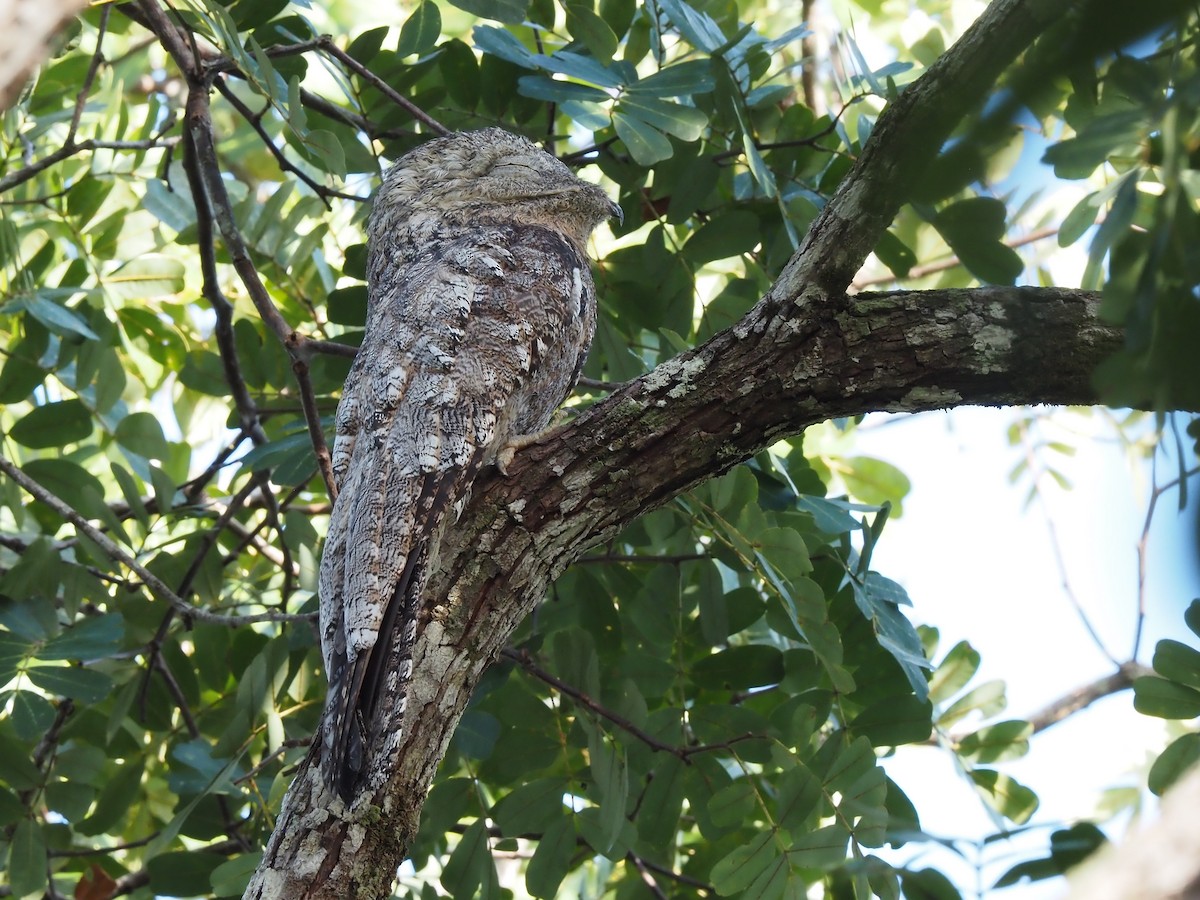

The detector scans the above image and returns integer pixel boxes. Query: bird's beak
[608,199,624,225]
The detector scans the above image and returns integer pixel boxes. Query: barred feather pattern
[319,128,619,802]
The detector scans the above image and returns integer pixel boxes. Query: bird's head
[372,127,620,247]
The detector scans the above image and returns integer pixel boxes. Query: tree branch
[244,2,1165,897]
[1027,661,1152,734]
[0,453,311,627]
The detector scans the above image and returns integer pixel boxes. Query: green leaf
[617,95,708,141]
[111,463,151,531]
[1059,191,1101,247]
[9,399,93,449]
[637,756,686,845]
[711,830,778,896]
[536,51,624,89]
[11,292,100,340]
[938,679,1006,727]
[36,614,124,661]
[775,766,820,831]
[518,75,611,104]
[1133,675,1200,719]
[707,779,756,828]
[210,852,264,897]
[302,130,347,179]
[970,769,1039,823]
[841,456,911,508]
[1043,110,1145,178]
[875,230,917,278]
[933,197,1023,285]
[179,350,231,396]
[0,630,32,686]
[566,5,618,60]
[758,526,813,580]
[115,411,170,460]
[454,709,501,759]
[928,641,981,705]
[104,255,185,300]
[9,818,47,899]
[147,850,225,897]
[683,210,760,264]
[11,690,56,740]
[849,695,933,746]
[789,822,850,869]
[492,777,567,836]
[550,628,599,698]
[656,0,725,52]
[27,664,114,703]
[1152,639,1200,691]
[820,736,876,795]
[143,178,197,232]
[1148,732,1200,796]
[587,727,628,852]
[441,819,493,898]
[20,459,114,527]
[613,112,673,165]
[453,0,528,23]
[1049,822,1107,870]
[628,60,716,97]
[0,342,48,403]
[398,2,442,57]
[238,430,315,475]
[76,759,145,836]
[693,645,784,691]
[1186,599,1200,640]
[956,719,1032,763]
[472,25,538,68]
[525,817,575,898]
[902,868,961,900]
[440,38,481,109]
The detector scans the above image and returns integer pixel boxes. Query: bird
[318,127,620,803]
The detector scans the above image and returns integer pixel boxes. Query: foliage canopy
[0,0,1198,898]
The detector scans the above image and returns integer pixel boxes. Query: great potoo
[319,127,620,802]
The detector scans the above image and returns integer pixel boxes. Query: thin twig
[1026,661,1151,734]
[0,137,180,193]
[0,452,311,626]
[212,77,363,204]
[67,5,111,143]
[181,125,270,447]
[627,853,670,900]
[315,36,449,135]
[1015,415,1121,667]
[135,0,199,78]
[504,648,761,761]
[182,84,339,499]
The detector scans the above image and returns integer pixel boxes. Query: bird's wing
[318,226,582,801]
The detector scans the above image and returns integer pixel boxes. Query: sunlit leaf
[398,1,441,57]
[970,769,1038,823]
[9,399,92,449]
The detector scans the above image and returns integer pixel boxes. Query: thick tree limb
[1066,762,1200,900]
[246,281,1128,898]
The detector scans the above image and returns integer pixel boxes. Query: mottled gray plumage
[319,128,618,802]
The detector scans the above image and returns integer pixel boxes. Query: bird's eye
[491,159,533,175]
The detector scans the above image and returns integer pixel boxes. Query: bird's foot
[495,418,570,476]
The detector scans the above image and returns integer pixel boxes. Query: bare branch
[0,136,180,193]
[1027,661,1152,734]
[313,36,449,136]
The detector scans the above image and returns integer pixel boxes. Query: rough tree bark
[240,1,1105,896]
